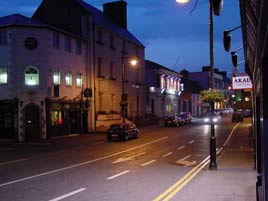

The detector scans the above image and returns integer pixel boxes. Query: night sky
[0,0,243,75]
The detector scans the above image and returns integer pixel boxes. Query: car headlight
[213,117,218,123]
[204,118,210,122]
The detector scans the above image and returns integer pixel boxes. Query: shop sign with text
[232,75,252,90]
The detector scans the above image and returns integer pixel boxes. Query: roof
[0,14,46,27]
[75,0,144,47]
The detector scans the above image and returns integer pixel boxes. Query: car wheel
[106,135,111,142]
[124,134,129,141]
[135,131,139,138]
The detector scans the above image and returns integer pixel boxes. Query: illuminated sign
[232,75,252,90]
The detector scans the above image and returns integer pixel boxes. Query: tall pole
[121,55,126,123]
[209,0,217,170]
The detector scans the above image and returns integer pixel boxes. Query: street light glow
[130,59,138,66]
[176,0,190,3]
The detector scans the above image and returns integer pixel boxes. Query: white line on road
[141,160,157,166]
[107,170,130,180]
[177,145,186,150]
[162,152,173,157]
[188,140,195,144]
[48,188,86,201]
[0,136,168,187]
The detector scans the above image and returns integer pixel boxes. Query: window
[76,40,82,54]
[25,67,39,86]
[50,111,63,126]
[0,67,7,84]
[52,32,60,48]
[65,72,72,86]
[109,61,114,79]
[53,69,60,85]
[0,29,7,45]
[97,57,102,76]
[97,30,104,45]
[122,40,127,55]
[64,36,71,51]
[109,34,115,49]
[76,73,82,87]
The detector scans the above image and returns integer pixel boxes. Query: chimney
[103,0,127,29]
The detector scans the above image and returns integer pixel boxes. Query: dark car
[179,112,192,124]
[232,112,244,122]
[106,123,140,141]
[164,115,184,127]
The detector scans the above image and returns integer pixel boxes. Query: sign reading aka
[232,75,253,90]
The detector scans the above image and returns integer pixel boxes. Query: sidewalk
[171,118,256,201]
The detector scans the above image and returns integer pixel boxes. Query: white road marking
[176,155,196,167]
[48,188,86,201]
[177,145,186,150]
[188,140,195,144]
[107,170,130,180]
[162,152,173,157]
[0,136,168,187]
[112,152,146,164]
[141,159,157,166]
[0,158,29,166]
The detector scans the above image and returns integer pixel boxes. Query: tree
[201,89,224,102]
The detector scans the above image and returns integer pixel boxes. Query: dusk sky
[0,0,243,75]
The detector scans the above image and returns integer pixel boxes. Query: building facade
[0,0,145,140]
[145,60,183,119]
[239,0,268,200]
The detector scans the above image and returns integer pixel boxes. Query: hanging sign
[232,75,252,90]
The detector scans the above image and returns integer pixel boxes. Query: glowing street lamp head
[130,58,138,66]
[176,0,190,3]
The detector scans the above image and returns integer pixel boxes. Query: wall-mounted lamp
[223,25,241,52]
[231,46,243,67]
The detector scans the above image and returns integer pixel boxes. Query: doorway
[24,104,41,141]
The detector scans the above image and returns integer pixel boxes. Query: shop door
[24,105,40,141]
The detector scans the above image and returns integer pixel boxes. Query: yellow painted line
[153,123,240,201]
[153,155,210,201]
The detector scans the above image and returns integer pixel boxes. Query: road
[0,116,237,201]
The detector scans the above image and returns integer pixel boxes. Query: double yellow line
[153,123,240,201]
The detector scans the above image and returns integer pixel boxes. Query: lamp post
[176,0,223,170]
[121,55,138,123]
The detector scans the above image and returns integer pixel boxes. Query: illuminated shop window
[53,69,60,85]
[50,111,63,126]
[0,67,7,84]
[65,72,72,86]
[76,73,82,87]
[25,67,39,86]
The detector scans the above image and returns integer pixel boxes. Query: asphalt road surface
[0,116,236,201]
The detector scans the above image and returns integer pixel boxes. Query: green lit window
[76,73,82,87]
[25,67,39,86]
[65,72,72,86]
[0,67,7,84]
[50,111,63,126]
[53,69,60,85]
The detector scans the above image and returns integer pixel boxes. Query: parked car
[179,112,192,124]
[106,123,140,141]
[164,115,184,127]
[203,112,220,124]
[232,111,244,122]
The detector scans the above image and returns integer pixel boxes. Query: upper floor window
[97,30,104,45]
[76,73,82,87]
[0,67,7,84]
[122,40,127,55]
[53,69,60,85]
[52,32,60,48]
[109,34,115,49]
[0,29,7,45]
[25,66,39,86]
[97,57,103,76]
[65,72,72,86]
[109,61,114,79]
[64,36,71,52]
[76,40,82,55]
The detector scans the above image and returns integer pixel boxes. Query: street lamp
[176,0,223,170]
[121,55,138,123]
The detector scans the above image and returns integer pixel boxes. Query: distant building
[145,60,183,118]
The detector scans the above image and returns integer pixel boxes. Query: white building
[0,0,145,141]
